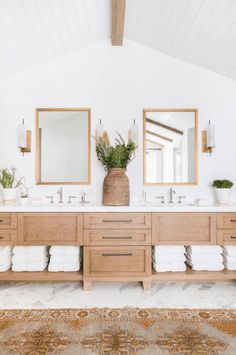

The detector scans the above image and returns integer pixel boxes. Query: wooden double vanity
[0,208,236,290]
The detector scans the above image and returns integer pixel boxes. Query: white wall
[0,39,236,204]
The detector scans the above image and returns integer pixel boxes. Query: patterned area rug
[0,308,235,354]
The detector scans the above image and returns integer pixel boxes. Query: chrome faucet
[57,187,63,204]
[169,188,176,204]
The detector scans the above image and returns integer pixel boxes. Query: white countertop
[1,202,236,212]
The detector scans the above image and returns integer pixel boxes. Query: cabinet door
[217,214,236,229]
[18,213,83,245]
[84,246,151,277]
[0,213,17,229]
[152,213,216,245]
[84,213,151,229]
[0,230,17,245]
[84,229,151,246]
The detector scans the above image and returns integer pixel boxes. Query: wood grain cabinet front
[18,213,83,245]
[217,214,236,229]
[152,213,217,245]
[84,213,151,229]
[0,213,17,229]
[84,246,151,277]
[0,230,17,245]
[84,229,151,246]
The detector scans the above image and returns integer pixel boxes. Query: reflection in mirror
[144,109,198,185]
[36,108,91,184]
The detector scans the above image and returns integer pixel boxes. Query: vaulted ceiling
[0,0,236,81]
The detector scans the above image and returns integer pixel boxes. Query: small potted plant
[211,179,234,205]
[96,132,136,206]
[0,167,23,204]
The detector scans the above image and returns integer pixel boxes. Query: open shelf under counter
[152,266,236,281]
[0,269,83,282]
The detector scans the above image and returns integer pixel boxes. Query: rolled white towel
[13,246,48,256]
[0,246,12,257]
[152,246,185,255]
[0,262,11,272]
[224,262,236,271]
[48,262,80,272]
[186,246,222,255]
[222,246,236,257]
[12,254,48,264]
[0,254,12,265]
[152,254,186,263]
[12,261,48,272]
[50,246,81,256]
[153,262,186,272]
[186,254,223,264]
[186,260,224,271]
[223,255,236,264]
[50,254,80,264]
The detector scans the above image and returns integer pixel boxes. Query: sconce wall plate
[202,130,212,153]
[20,130,31,153]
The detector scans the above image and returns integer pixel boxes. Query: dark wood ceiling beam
[146,118,183,135]
[146,130,173,143]
[112,0,126,45]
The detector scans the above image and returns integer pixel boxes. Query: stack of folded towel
[0,246,12,272]
[222,246,236,270]
[48,246,81,272]
[152,246,186,272]
[186,246,224,271]
[12,246,48,272]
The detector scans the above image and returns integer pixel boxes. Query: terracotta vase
[103,168,130,206]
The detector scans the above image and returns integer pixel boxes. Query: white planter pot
[215,188,232,205]
[2,188,17,203]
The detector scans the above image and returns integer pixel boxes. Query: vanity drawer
[84,246,151,277]
[0,230,17,244]
[217,230,236,245]
[18,213,83,245]
[84,213,151,229]
[84,229,151,246]
[0,214,17,229]
[217,214,236,229]
[152,213,216,245]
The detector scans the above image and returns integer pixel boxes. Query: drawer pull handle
[102,236,133,240]
[0,236,4,239]
[102,253,132,257]
[230,236,236,239]
[230,220,236,222]
[102,220,133,223]
[0,220,3,223]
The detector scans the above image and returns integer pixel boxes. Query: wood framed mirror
[36,108,91,185]
[143,108,198,186]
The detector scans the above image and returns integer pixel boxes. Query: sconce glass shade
[129,119,139,146]
[207,124,215,148]
[96,119,104,139]
[18,124,27,148]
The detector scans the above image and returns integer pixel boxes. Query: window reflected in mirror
[36,108,91,184]
[143,109,198,185]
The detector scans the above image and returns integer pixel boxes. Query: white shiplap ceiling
[0,0,236,81]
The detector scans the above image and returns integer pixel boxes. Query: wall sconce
[202,120,215,155]
[19,119,31,155]
[128,119,139,147]
[95,119,105,139]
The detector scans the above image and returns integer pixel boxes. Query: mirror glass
[36,109,91,184]
[144,109,198,185]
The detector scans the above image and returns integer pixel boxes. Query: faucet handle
[68,196,76,204]
[178,196,186,204]
[156,196,165,204]
[46,196,54,204]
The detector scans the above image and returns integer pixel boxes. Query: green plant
[96,132,136,171]
[0,167,23,189]
[211,179,234,189]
